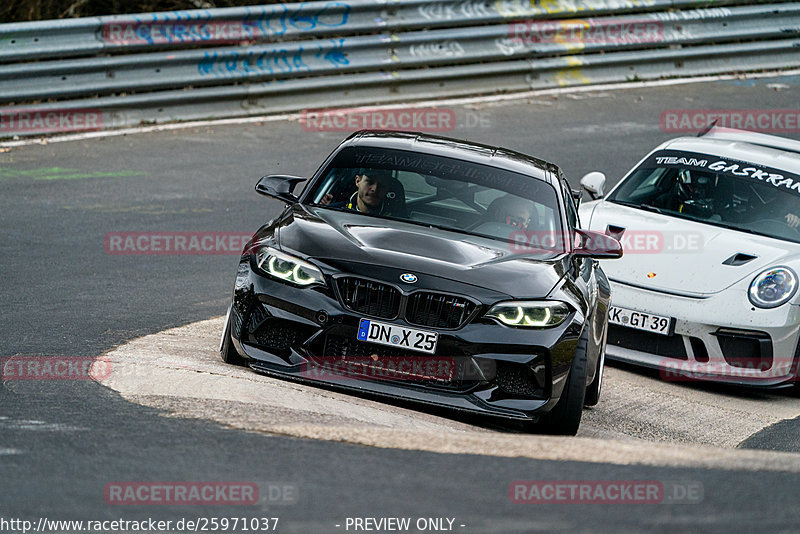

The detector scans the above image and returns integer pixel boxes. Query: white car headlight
[485,301,571,328]
[255,246,324,287]
[748,266,797,309]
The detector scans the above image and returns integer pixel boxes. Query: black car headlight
[485,301,571,328]
[255,246,324,287]
[748,266,797,309]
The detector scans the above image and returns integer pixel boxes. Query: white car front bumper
[606,280,800,387]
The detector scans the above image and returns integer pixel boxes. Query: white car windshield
[608,150,800,244]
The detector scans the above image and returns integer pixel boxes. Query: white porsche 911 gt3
[578,127,800,387]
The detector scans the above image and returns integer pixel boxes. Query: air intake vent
[722,253,758,266]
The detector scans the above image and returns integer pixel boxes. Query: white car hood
[582,201,800,296]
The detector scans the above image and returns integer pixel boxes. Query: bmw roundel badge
[400,273,418,284]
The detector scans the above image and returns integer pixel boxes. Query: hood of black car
[274,205,565,298]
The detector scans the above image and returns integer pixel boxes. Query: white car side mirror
[580,172,606,200]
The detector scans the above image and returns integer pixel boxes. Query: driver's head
[355,169,393,212]
[678,170,717,201]
[489,195,532,229]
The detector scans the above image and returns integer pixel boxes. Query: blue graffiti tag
[318,38,349,67]
[198,46,319,78]
[198,36,351,78]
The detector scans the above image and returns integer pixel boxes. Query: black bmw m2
[220,131,621,434]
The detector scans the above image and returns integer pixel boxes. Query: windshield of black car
[608,150,800,244]
[306,146,566,254]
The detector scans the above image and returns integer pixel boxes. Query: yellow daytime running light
[292,264,315,285]
[523,307,551,326]
[261,248,323,287]
[498,306,524,325]
[486,301,570,328]
[268,256,293,279]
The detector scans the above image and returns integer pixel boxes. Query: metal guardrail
[0,0,798,137]
[0,0,749,62]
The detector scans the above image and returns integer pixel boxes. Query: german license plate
[608,306,673,336]
[357,319,438,354]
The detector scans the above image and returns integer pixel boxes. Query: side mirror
[255,175,306,204]
[580,172,606,200]
[573,229,623,259]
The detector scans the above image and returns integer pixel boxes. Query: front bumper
[606,280,800,387]
[229,257,583,421]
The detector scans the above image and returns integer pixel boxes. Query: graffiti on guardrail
[495,38,527,56]
[198,48,308,78]
[1,1,796,139]
[494,0,660,18]
[650,7,732,22]
[409,40,466,58]
[419,1,492,21]
[102,1,350,45]
[197,39,348,78]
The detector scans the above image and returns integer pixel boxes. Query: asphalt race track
[3,74,800,532]
[99,317,800,468]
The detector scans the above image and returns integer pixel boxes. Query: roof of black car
[341,130,559,185]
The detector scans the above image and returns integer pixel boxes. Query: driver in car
[669,170,719,218]
[487,194,533,230]
[654,170,728,220]
[319,169,394,215]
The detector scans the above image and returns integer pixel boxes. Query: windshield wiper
[612,200,666,214]
[641,204,665,214]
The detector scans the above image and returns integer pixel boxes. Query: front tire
[540,328,588,435]
[220,310,247,366]
[584,325,606,407]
